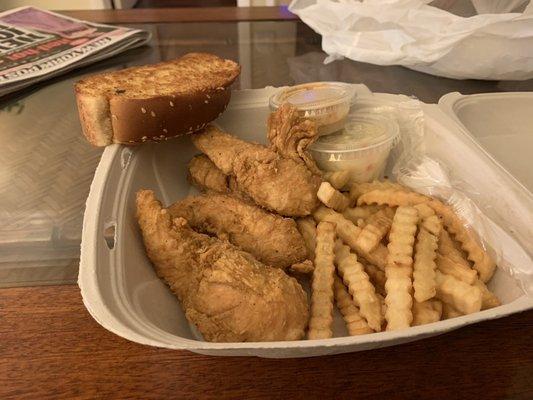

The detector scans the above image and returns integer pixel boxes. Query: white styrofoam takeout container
[439,92,533,195]
[79,86,533,358]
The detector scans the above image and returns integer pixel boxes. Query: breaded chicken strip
[188,154,230,193]
[136,190,309,342]
[188,153,248,201]
[267,103,320,175]
[168,193,308,269]
[191,126,321,217]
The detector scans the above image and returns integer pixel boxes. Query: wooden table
[1,7,532,400]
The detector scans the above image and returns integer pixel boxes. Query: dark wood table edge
[58,6,298,24]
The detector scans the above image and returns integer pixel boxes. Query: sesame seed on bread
[75,53,240,146]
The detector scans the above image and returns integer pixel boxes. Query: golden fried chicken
[191,126,321,217]
[168,193,308,269]
[188,154,230,194]
[188,153,248,201]
[136,190,309,342]
[267,103,321,175]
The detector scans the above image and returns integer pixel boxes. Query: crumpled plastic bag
[289,0,533,80]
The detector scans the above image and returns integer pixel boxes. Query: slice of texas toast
[75,53,240,146]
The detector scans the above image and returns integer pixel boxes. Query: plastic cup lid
[269,82,356,111]
[310,114,400,153]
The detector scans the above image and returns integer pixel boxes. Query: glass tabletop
[1,20,532,287]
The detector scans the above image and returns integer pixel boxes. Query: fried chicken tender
[188,154,251,204]
[192,125,321,217]
[168,193,307,269]
[267,103,321,175]
[136,190,309,342]
[188,154,230,193]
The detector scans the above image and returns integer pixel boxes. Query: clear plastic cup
[269,82,356,136]
[309,114,400,183]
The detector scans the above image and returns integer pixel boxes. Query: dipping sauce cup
[309,114,400,183]
[269,82,356,136]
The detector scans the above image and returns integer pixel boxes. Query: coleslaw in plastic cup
[310,113,400,183]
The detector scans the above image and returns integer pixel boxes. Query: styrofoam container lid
[439,92,533,195]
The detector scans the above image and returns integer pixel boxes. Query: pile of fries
[300,178,501,337]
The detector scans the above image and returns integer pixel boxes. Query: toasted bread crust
[110,87,231,144]
[76,93,113,146]
[74,53,240,146]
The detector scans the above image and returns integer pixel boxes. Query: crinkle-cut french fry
[349,180,406,202]
[432,299,443,315]
[412,300,442,326]
[427,199,496,283]
[323,170,351,191]
[355,208,395,253]
[436,254,477,284]
[442,302,463,319]
[313,207,389,270]
[413,227,439,302]
[357,188,428,207]
[334,241,382,331]
[420,215,442,237]
[358,188,496,283]
[413,203,442,236]
[358,242,389,271]
[358,243,389,272]
[413,202,435,219]
[308,221,336,339]
[435,271,482,315]
[450,233,469,257]
[289,260,314,275]
[333,275,373,335]
[384,265,413,330]
[473,280,501,310]
[384,206,418,330]
[438,230,472,269]
[296,217,317,260]
[387,207,419,268]
[363,262,386,296]
[342,205,383,223]
[317,182,350,212]
[315,206,360,240]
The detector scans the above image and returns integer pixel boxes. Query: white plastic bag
[289,0,533,80]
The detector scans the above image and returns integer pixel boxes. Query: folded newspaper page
[0,6,151,97]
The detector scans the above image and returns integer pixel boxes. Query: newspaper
[0,6,151,97]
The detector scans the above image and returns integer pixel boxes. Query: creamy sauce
[310,114,399,183]
[319,121,387,149]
